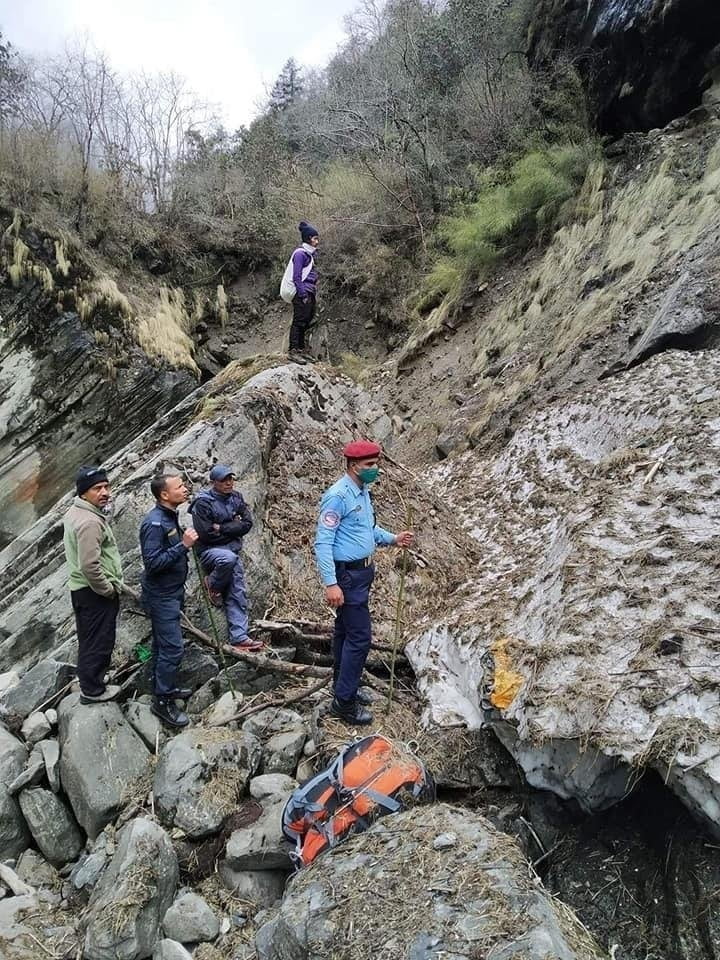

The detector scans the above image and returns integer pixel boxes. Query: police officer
[139,473,198,728]
[190,465,263,651]
[314,440,414,725]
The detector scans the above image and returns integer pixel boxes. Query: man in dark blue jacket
[191,465,263,652]
[139,474,198,727]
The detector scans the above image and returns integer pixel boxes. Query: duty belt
[335,557,373,571]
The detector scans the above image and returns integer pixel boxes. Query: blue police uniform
[314,474,395,702]
[139,503,190,696]
[190,488,253,645]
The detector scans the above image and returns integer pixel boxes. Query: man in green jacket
[63,466,124,704]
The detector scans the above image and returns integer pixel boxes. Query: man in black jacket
[139,474,198,727]
[191,465,263,651]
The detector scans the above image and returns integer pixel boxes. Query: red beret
[343,439,382,459]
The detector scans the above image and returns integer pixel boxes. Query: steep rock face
[0,362,462,677]
[408,350,720,837]
[529,0,720,133]
[0,210,196,548]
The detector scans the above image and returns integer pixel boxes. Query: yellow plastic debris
[489,639,524,710]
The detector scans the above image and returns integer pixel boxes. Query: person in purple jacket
[289,220,319,355]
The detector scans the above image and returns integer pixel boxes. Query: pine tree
[269,58,304,112]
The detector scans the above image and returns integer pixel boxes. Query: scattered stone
[125,700,166,752]
[21,711,51,745]
[264,728,307,776]
[153,940,193,960]
[188,662,277,714]
[84,817,179,960]
[39,738,60,792]
[242,707,308,776]
[255,804,604,960]
[295,757,314,782]
[432,832,457,851]
[58,694,152,839]
[16,849,58,889]
[154,727,261,839]
[0,659,75,720]
[70,850,107,892]
[207,689,244,726]
[219,866,287,908]
[44,708,58,726]
[224,775,297,872]
[249,774,297,802]
[19,787,84,866]
[163,890,220,943]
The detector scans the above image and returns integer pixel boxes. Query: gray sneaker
[80,684,121,705]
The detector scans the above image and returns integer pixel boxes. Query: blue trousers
[200,547,249,644]
[333,564,375,702]
[143,585,184,697]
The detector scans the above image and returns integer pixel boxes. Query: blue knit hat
[299,220,319,243]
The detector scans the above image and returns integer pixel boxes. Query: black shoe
[167,687,193,700]
[151,697,190,728]
[330,697,373,726]
[332,684,372,706]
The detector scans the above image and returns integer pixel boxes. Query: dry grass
[282,803,607,960]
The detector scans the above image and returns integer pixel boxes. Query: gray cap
[209,463,235,481]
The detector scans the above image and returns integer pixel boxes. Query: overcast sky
[2,0,362,128]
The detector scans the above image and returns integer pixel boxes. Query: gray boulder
[7,743,45,795]
[16,849,58,889]
[154,727,261,839]
[18,786,84,866]
[39,738,60,792]
[0,659,75,720]
[219,866,287,908]
[58,694,152,839]
[255,804,606,960]
[162,890,219,943]
[125,700,166,752]
[21,711,51,745]
[153,941,193,960]
[242,707,308,776]
[84,817,178,960]
[0,723,30,859]
[69,850,107,894]
[224,774,297,872]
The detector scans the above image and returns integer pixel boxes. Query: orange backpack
[282,734,434,867]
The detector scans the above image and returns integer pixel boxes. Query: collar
[73,496,106,518]
[155,502,179,517]
[342,474,365,498]
[302,243,316,255]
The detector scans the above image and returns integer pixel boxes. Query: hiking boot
[331,684,373,706]
[330,697,373,726]
[80,684,121,705]
[167,687,193,700]
[230,636,265,652]
[203,576,224,607]
[151,697,190,728]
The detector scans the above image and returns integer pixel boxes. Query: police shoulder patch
[321,509,341,529]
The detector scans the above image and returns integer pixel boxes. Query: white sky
[1,0,362,128]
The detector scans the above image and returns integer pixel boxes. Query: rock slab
[18,786,84,866]
[84,817,179,960]
[163,891,219,944]
[58,694,152,839]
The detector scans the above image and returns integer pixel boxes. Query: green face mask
[358,466,380,485]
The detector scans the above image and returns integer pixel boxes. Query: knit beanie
[76,465,109,496]
[299,220,319,243]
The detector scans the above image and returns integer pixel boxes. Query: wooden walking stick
[387,505,413,713]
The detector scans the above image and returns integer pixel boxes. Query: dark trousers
[71,587,119,697]
[143,585,184,697]
[290,294,316,350]
[333,564,375,702]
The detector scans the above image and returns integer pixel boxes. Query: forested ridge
[0,0,593,332]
